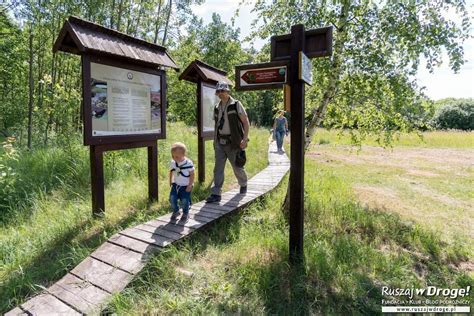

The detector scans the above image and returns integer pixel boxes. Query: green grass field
[1,127,472,314]
[313,128,474,148]
[309,129,473,247]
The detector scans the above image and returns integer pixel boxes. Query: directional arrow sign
[241,67,286,84]
[235,61,288,91]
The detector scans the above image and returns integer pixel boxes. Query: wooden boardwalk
[6,141,290,315]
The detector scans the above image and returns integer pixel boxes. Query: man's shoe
[179,214,189,223]
[206,194,221,203]
[240,186,247,194]
[170,211,180,221]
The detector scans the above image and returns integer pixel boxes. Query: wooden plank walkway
[6,141,289,315]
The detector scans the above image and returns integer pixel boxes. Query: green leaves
[249,0,470,146]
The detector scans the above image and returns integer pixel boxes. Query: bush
[430,99,474,130]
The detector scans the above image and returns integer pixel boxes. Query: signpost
[235,61,289,91]
[179,60,233,183]
[236,24,332,263]
[53,16,179,216]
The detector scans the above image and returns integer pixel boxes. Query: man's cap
[215,81,231,91]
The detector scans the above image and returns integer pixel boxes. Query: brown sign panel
[235,61,289,91]
[270,34,291,61]
[271,26,333,61]
[304,26,333,58]
[241,68,285,84]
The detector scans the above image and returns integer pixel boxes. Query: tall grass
[0,122,270,313]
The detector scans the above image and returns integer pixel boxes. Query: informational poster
[201,84,218,133]
[90,62,162,136]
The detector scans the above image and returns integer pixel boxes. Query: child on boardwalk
[169,142,195,223]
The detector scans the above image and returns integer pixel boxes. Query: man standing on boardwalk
[206,82,250,203]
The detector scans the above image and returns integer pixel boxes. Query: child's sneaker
[179,214,189,223]
[171,211,180,221]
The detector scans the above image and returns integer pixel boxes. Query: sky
[190,0,474,101]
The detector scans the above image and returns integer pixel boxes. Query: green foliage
[2,0,207,147]
[0,11,28,136]
[430,99,474,130]
[250,0,471,143]
[1,0,471,148]
[324,72,433,144]
[167,13,275,127]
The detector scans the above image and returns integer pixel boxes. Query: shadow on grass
[244,203,473,315]
[235,257,385,315]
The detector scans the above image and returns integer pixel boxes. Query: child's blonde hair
[171,142,187,154]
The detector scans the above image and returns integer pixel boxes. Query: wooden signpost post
[179,60,233,183]
[235,24,332,263]
[53,16,179,216]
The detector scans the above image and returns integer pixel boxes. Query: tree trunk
[36,34,44,109]
[116,0,124,31]
[110,0,116,28]
[153,0,163,43]
[134,0,144,37]
[126,0,133,34]
[27,27,34,150]
[282,2,350,215]
[161,0,172,46]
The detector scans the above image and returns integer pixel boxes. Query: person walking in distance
[206,82,250,203]
[273,109,288,154]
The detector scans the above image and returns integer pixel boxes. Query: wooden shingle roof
[53,16,179,70]
[179,60,233,85]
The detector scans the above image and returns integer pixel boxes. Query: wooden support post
[197,80,205,183]
[198,137,205,183]
[90,145,105,216]
[148,143,158,201]
[289,24,305,264]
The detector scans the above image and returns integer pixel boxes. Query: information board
[90,62,162,137]
[201,83,218,134]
